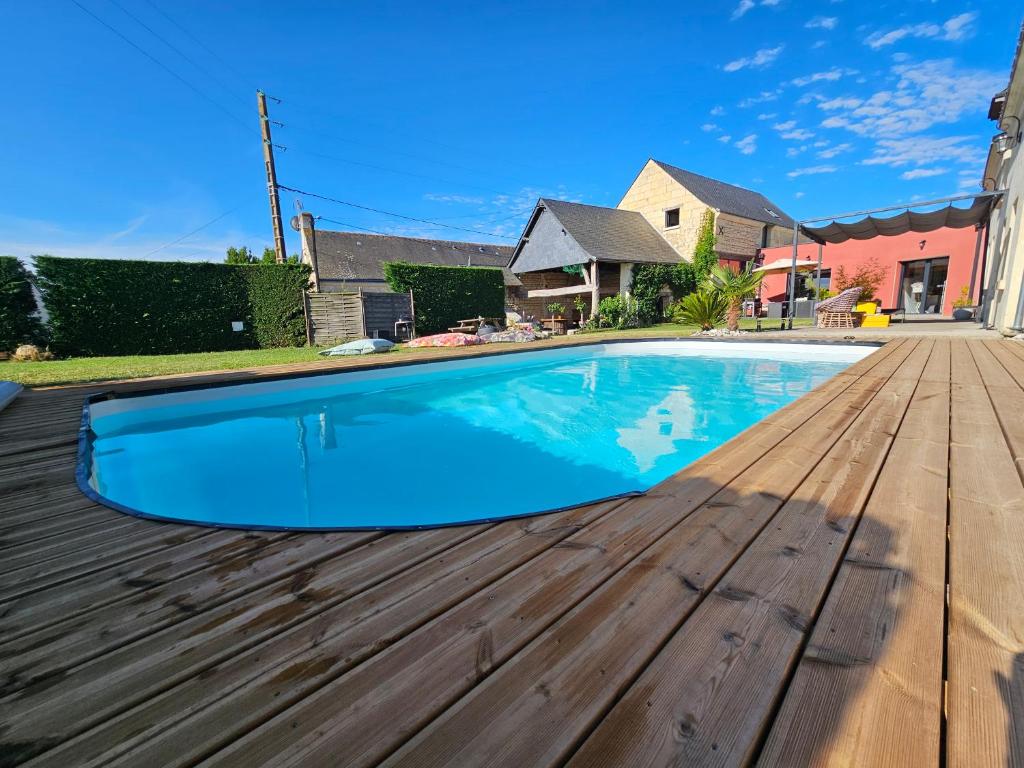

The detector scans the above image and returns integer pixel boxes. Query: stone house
[508,158,794,319]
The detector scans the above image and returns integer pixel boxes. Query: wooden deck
[1,338,1022,767]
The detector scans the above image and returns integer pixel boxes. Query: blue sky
[0,0,1017,261]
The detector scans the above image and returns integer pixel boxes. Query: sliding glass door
[899,257,949,315]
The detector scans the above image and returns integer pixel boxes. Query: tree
[225,246,258,264]
[833,257,887,302]
[706,263,763,332]
[691,208,718,284]
[261,247,277,264]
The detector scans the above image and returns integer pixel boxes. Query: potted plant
[952,285,974,320]
[545,302,568,335]
[572,295,587,326]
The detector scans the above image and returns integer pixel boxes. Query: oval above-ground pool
[79,340,875,530]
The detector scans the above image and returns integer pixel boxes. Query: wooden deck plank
[559,340,933,768]
[946,340,1024,767]
[27,498,620,768]
[977,340,1024,482]
[0,526,474,761]
[196,343,919,768]
[756,339,950,767]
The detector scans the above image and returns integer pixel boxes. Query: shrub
[383,261,504,335]
[833,257,887,302]
[34,256,310,356]
[691,208,719,283]
[0,256,45,352]
[670,289,728,330]
[630,262,698,325]
[596,294,639,329]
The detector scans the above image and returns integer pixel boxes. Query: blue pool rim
[74,336,882,532]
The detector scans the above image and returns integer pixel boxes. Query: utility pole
[257,89,287,263]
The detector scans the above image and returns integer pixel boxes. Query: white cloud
[724,45,784,72]
[786,146,808,157]
[710,105,726,116]
[424,193,485,204]
[861,136,984,168]
[818,142,853,158]
[815,59,1002,139]
[735,134,758,154]
[795,191,806,198]
[738,90,782,107]
[805,16,838,30]
[900,167,949,180]
[865,12,977,49]
[701,123,719,132]
[787,165,838,178]
[732,0,781,19]
[781,129,816,140]
[757,112,778,120]
[791,68,857,87]
[812,40,827,49]
[731,0,755,19]
[718,135,733,143]
[819,96,863,111]
[773,120,797,131]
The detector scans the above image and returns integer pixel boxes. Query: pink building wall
[758,226,983,316]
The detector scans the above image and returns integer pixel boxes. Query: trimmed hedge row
[383,261,504,335]
[0,256,45,352]
[34,256,310,356]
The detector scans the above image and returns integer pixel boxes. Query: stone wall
[617,160,705,259]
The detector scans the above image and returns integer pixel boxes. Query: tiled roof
[539,199,683,265]
[312,230,519,286]
[652,160,795,227]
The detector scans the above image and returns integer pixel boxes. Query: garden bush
[0,256,45,352]
[383,261,504,335]
[34,256,310,356]
[630,263,698,325]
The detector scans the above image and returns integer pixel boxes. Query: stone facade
[617,160,707,259]
[617,159,791,262]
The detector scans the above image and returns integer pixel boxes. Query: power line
[279,184,516,239]
[107,0,250,110]
[71,0,249,131]
[143,208,238,257]
[280,122,539,192]
[282,145,525,199]
[143,0,252,86]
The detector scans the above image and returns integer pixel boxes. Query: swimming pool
[80,340,874,530]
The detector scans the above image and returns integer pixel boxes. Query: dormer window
[664,208,680,228]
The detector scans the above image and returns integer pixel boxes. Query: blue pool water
[83,341,872,529]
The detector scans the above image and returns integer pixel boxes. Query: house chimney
[298,212,321,291]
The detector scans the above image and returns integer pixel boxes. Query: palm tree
[706,263,764,332]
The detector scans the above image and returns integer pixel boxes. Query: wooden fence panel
[306,293,364,346]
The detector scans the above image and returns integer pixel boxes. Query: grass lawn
[1,318,813,388]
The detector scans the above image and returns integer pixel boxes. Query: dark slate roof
[652,160,795,228]
[312,230,519,286]
[536,199,682,265]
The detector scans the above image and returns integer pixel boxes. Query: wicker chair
[816,287,863,329]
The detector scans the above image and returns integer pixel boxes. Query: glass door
[899,257,949,314]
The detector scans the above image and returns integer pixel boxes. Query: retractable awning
[800,194,998,245]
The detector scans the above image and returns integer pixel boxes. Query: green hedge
[34,256,310,356]
[0,256,45,352]
[383,261,504,335]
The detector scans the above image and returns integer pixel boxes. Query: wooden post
[302,290,313,347]
[256,90,287,263]
[590,260,600,318]
[408,289,417,339]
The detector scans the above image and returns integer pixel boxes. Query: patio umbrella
[752,258,818,273]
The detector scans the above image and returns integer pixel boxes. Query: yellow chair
[855,301,878,315]
[861,313,890,328]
